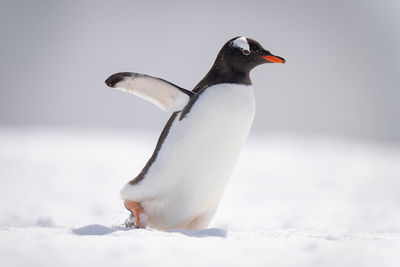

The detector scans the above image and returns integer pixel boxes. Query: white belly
[121,83,255,230]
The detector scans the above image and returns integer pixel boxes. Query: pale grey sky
[0,0,399,142]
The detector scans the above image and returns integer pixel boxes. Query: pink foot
[124,200,148,228]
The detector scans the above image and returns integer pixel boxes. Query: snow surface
[1,127,400,266]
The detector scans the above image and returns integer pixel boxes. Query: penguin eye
[242,49,250,55]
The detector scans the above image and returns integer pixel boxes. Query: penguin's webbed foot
[124,200,148,229]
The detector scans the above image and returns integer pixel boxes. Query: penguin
[105,36,285,231]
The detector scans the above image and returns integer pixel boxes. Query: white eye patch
[230,37,250,51]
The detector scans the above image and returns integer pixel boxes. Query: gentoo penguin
[105,36,285,231]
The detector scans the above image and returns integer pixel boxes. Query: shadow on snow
[72,224,227,238]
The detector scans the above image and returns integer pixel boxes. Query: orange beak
[262,55,286,64]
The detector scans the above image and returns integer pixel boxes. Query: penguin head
[215,36,285,73]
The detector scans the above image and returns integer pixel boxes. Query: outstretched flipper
[105,72,194,112]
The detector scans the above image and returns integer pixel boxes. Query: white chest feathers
[121,83,255,230]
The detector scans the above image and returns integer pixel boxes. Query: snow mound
[72,224,117,236]
[35,216,56,227]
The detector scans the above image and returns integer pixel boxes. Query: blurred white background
[0,0,399,142]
